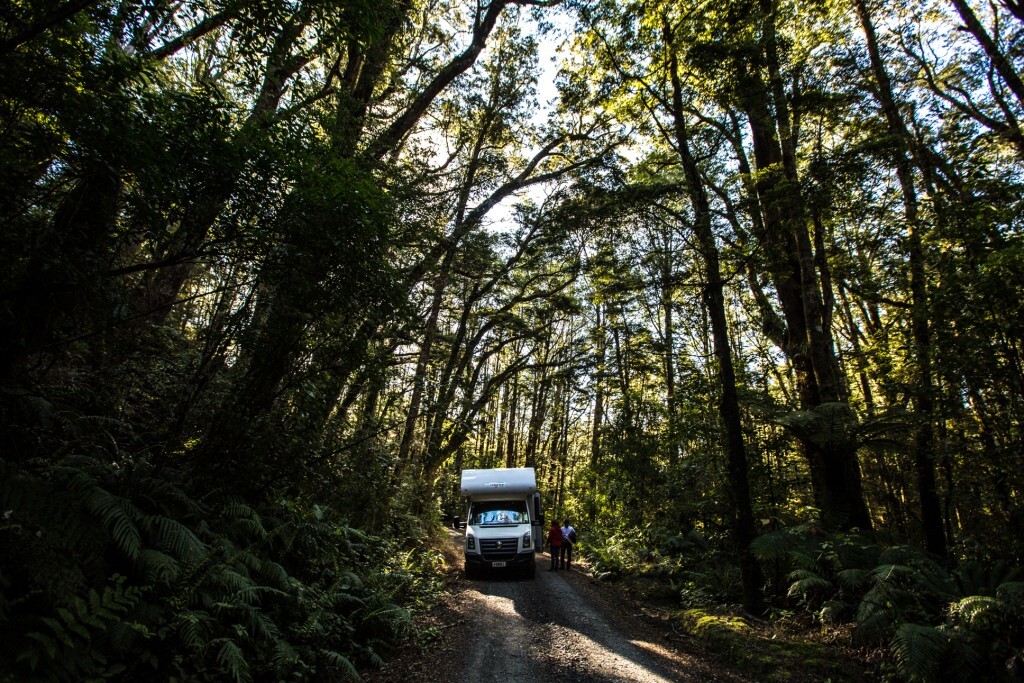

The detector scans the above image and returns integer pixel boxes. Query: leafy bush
[751,526,1024,682]
[582,528,651,579]
[0,457,425,682]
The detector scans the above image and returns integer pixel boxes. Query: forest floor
[365,530,876,682]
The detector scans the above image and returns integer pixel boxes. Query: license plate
[491,561,506,568]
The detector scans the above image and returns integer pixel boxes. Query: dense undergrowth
[0,457,445,682]
[580,524,1024,682]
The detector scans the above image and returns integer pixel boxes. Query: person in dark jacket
[546,521,563,570]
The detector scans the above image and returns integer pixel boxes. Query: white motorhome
[460,468,542,579]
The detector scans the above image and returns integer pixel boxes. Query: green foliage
[578,523,748,607]
[0,458,429,682]
[17,575,142,680]
[583,528,652,580]
[752,525,1024,681]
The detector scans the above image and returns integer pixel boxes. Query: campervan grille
[479,537,518,561]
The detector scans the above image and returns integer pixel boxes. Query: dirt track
[369,529,747,683]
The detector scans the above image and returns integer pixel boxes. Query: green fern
[891,623,947,682]
[213,638,251,683]
[175,610,214,651]
[786,569,833,598]
[16,576,141,679]
[138,514,207,562]
[953,595,1003,629]
[67,471,143,561]
[2,458,428,682]
[321,649,359,679]
[137,547,182,583]
[996,581,1024,606]
[837,567,870,590]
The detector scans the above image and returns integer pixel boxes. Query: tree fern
[67,471,142,561]
[138,513,207,563]
[891,623,948,682]
[749,528,797,562]
[213,638,251,683]
[953,595,1004,630]
[16,576,141,679]
[137,547,182,583]
[321,649,360,679]
[837,567,870,590]
[786,569,833,598]
[175,610,215,651]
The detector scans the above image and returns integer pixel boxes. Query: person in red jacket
[546,521,563,571]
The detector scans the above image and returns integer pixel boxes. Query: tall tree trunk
[661,256,680,466]
[591,303,606,467]
[665,25,764,612]
[949,0,1024,110]
[398,250,454,471]
[734,0,871,531]
[855,0,946,557]
[504,375,520,468]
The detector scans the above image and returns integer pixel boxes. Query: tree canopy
[2,0,1023,679]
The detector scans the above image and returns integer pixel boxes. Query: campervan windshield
[469,501,528,526]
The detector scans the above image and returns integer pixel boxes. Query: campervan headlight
[466,533,475,551]
[522,531,531,549]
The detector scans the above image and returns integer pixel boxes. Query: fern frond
[137,548,182,583]
[996,581,1024,607]
[250,605,282,642]
[69,472,142,561]
[877,546,918,566]
[231,585,288,608]
[954,595,1003,629]
[788,550,818,572]
[175,611,213,651]
[837,568,870,590]
[213,638,251,683]
[818,600,846,624]
[360,604,411,625]
[361,645,385,669]
[320,649,359,679]
[891,623,947,682]
[135,476,204,517]
[273,638,300,663]
[944,629,987,682]
[871,563,914,583]
[749,529,793,562]
[257,560,290,589]
[216,568,255,596]
[786,569,832,597]
[855,595,899,645]
[912,558,954,599]
[139,514,207,562]
[225,503,267,541]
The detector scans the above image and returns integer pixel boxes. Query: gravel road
[369,530,743,683]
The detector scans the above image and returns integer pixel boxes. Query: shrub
[750,526,1024,682]
[0,457,422,682]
